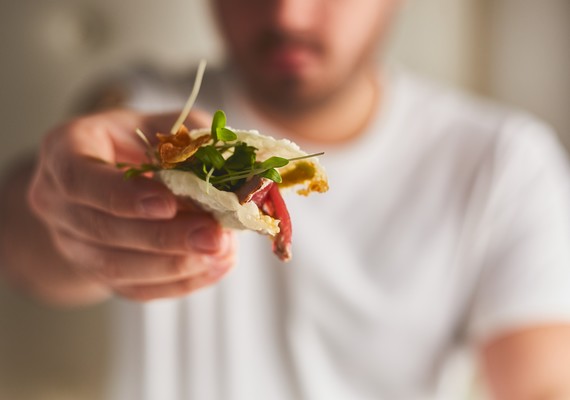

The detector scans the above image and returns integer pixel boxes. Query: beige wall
[484,0,570,149]
[387,0,482,90]
[0,1,568,399]
[0,0,220,171]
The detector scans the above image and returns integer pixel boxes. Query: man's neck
[249,67,381,145]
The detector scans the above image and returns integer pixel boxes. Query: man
[2,0,570,398]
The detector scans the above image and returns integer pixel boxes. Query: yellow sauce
[279,161,329,196]
[280,162,316,186]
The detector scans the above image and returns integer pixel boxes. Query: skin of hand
[26,108,237,303]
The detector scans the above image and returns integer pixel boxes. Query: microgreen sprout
[173,109,323,191]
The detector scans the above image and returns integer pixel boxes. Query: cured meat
[264,184,292,262]
[235,176,273,205]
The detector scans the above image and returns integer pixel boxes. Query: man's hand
[26,109,236,303]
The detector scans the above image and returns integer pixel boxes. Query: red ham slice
[242,181,292,262]
[265,184,292,262]
[235,177,293,261]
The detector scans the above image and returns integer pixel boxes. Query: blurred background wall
[0,0,568,399]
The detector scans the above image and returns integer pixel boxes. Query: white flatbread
[157,128,327,236]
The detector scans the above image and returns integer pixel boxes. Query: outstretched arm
[481,325,570,400]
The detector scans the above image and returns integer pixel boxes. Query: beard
[230,28,375,116]
[247,73,330,114]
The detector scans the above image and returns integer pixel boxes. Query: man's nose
[269,0,321,31]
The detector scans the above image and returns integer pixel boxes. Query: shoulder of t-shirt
[392,68,565,163]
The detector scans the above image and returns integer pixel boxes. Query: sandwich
[118,60,328,261]
[121,110,328,262]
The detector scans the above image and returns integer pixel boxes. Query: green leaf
[258,156,289,170]
[194,146,225,170]
[124,169,141,179]
[259,168,282,183]
[224,142,257,171]
[123,167,148,179]
[217,127,238,142]
[120,163,159,180]
[160,110,324,193]
[211,110,226,141]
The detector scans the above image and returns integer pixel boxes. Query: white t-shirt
[108,67,570,400]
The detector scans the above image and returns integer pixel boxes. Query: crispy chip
[157,125,211,168]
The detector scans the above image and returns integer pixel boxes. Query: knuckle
[178,278,197,294]
[152,225,171,251]
[88,250,117,281]
[170,256,191,278]
[40,119,86,187]
[52,158,77,198]
[213,255,236,273]
[97,259,120,282]
[48,130,84,195]
[106,190,124,216]
[27,183,45,216]
[84,209,110,243]
[26,172,52,217]
[50,231,74,260]
[50,230,102,276]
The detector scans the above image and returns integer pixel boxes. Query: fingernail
[138,196,172,218]
[188,227,220,253]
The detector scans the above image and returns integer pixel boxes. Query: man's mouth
[264,44,317,72]
[253,31,323,75]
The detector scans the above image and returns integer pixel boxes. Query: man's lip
[261,45,318,72]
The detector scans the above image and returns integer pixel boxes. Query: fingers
[52,228,236,301]
[53,204,223,255]
[37,111,175,219]
[38,109,212,219]
[29,109,237,303]
[115,236,236,302]
[53,229,233,285]
[30,171,222,254]
[46,155,177,219]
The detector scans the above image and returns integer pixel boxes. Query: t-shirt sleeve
[467,115,570,344]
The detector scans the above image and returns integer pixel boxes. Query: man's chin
[248,76,328,114]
